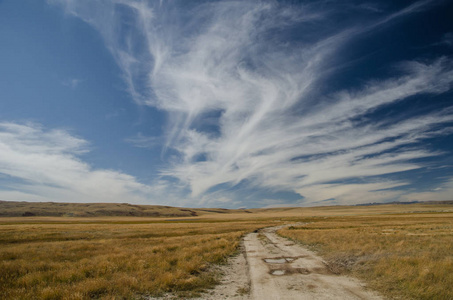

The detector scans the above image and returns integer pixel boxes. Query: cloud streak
[0,122,185,205]
[62,78,82,89]
[48,0,453,206]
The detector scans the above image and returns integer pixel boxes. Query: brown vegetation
[0,219,271,299]
[278,212,453,300]
[2,200,451,219]
[1,200,452,299]
[0,200,255,218]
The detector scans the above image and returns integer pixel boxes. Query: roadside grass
[0,220,271,299]
[2,202,452,299]
[278,213,453,300]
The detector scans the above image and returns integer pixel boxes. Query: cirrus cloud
[45,0,453,206]
[0,122,183,205]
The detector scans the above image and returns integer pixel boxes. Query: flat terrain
[1,201,452,299]
[278,213,453,299]
[245,225,382,299]
[0,219,272,299]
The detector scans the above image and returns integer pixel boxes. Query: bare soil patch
[167,224,382,299]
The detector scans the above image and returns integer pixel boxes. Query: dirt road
[242,225,382,300]
[161,224,382,299]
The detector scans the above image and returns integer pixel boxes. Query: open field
[0,201,452,299]
[278,212,453,299]
[242,224,383,300]
[0,219,274,299]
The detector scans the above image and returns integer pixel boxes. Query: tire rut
[243,224,382,300]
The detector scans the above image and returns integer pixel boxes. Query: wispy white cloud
[297,181,408,206]
[49,0,453,206]
[401,178,453,202]
[160,57,453,203]
[365,0,438,31]
[62,78,82,89]
[125,133,161,149]
[0,122,184,205]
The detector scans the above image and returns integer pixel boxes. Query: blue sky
[0,0,452,208]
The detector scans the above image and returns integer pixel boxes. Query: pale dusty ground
[150,224,382,300]
[192,241,251,300]
[243,225,382,300]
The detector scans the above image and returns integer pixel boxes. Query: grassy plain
[278,212,453,300]
[0,218,273,299]
[0,201,452,299]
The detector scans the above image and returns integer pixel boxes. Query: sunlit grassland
[0,219,273,299]
[1,202,452,299]
[278,212,453,300]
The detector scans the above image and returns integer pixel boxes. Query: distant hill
[0,200,249,218]
[355,200,453,206]
[1,200,451,218]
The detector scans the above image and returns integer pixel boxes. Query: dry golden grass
[0,219,272,299]
[278,212,453,300]
[2,201,452,299]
